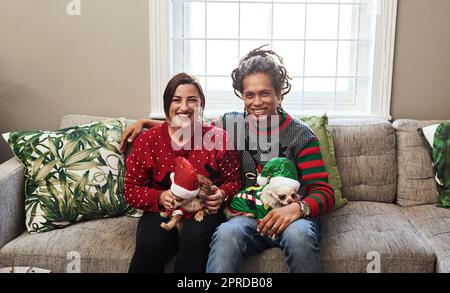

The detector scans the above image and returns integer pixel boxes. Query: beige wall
[1,0,450,163]
[391,0,450,120]
[0,0,150,163]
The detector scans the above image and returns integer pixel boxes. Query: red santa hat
[170,157,200,199]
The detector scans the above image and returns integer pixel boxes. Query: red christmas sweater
[124,122,241,212]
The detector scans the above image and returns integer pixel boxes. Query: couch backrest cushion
[62,116,396,203]
[328,119,396,202]
[393,119,448,207]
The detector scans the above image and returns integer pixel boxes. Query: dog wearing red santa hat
[160,157,211,231]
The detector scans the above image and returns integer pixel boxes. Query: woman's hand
[206,185,226,214]
[257,203,302,240]
[159,190,177,210]
[119,120,146,153]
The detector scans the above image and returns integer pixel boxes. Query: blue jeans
[206,216,321,273]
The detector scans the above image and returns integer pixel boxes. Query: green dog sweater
[228,185,271,220]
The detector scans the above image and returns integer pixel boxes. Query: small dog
[224,185,300,219]
[260,185,300,210]
[160,174,212,231]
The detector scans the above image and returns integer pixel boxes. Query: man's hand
[119,120,145,153]
[206,185,226,214]
[257,203,302,240]
[119,119,164,153]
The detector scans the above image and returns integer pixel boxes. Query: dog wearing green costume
[224,157,301,220]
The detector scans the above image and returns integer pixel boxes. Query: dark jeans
[128,211,225,273]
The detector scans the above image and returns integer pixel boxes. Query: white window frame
[149,0,171,119]
[149,0,397,120]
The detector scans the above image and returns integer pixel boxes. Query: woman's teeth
[253,109,266,115]
[177,113,191,119]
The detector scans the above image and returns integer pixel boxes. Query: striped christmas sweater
[297,138,335,217]
[213,111,335,218]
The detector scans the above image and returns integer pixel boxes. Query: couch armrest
[0,157,26,249]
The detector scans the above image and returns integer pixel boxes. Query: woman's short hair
[231,45,292,101]
[163,72,206,117]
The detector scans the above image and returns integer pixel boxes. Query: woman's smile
[168,84,202,128]
[175,112,192,120]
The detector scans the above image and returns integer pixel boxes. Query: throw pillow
[3,118,140,233]
[419,122,450,208]
[300,115,348,210]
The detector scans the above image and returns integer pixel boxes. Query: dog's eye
[278,194,286,200]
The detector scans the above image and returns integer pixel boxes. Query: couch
[0,115,449,273]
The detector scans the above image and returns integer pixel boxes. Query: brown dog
[160,174,212,231]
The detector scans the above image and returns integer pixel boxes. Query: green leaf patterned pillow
[419,122,450,208]
[2,118,140,233]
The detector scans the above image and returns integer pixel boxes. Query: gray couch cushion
[0,216,138,273]
[401,205,450,273]
[328,119,397,203]
[320,201,435,272]
[238,201,438,273]
[393,119,447,207]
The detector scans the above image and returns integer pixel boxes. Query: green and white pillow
[420,124,441,183]
[3,118,140,233]
[420,122,450,208]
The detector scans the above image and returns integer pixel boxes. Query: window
[149,0,397,119]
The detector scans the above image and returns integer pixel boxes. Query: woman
[122,47,335,273]
[124,72,241,273]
